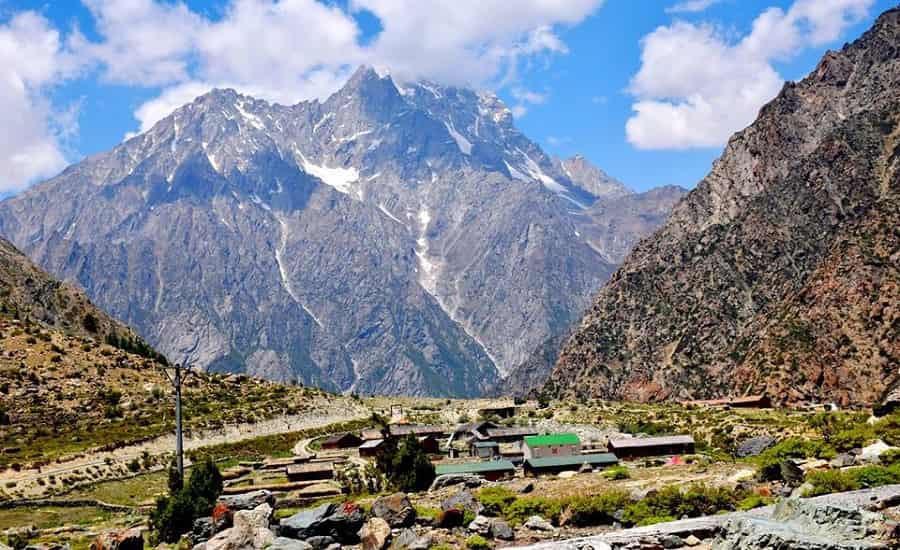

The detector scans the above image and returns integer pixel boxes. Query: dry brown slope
[546,7,900,406]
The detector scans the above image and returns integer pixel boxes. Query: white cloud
[350,0,600,85]
[627,0,874,150]
[0,12,83,193]
[665,0,721,14]
[509,87,547,118]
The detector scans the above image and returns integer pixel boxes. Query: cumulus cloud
[0,12,83,193]
[627,0,874,150]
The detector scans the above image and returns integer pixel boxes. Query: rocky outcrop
[547,7,900,406]
[199,503,274,550]
[714,498,897,550]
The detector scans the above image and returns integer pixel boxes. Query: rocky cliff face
[546,8,900,407]
[0,68,680,396]
[0,236,145,347]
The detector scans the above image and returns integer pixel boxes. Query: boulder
[520,482,535,494]
[390,529,430,550]
[279,503,336,539]
[359,518,391,550]
[829,453,856,468]
[441,490,482,515]
[684,535,701,547]
[489,519,514,541]
[90,528,143,550]
[780,460,805,486]
[558,470,578,479]
[204,503,274,550]
[735,436,777,458]
[436,508,465,529]
[372,492,416,527]
[429,473,487,491]
[468,515,492,536]
[279,502,365,544]
[524,516,554,531]
[860,440,898,463]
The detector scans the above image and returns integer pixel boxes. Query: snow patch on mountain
[294,147,360,196]
[444,121,472,155]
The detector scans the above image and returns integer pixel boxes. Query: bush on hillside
[151,458,223,543]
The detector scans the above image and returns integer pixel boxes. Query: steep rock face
[0,69,682,396]
[547,8,900,406]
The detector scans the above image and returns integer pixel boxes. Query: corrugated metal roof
[485,427,538,438]
[525,453,618,469]
[435,460,516,475]
[287,462,333,475]
[608,435,695,448]
[473,441,499,448]
[389,424,447,436]
[359,439,384,449]
[524,433,580,447]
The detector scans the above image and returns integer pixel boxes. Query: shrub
[803,470,859,497]
[82,313,99,333]
[602,465,631,480]
[478,486,517,517]
[850,465,900,488]
[622,484,743,527]
[465,536,491,550]
[151,458,223,543]
[127,458,141,472]
[564,491,630,527]
[736,494,773,511]
[879,449,900,466]
[374,435,435,492]
[505,496,563,525]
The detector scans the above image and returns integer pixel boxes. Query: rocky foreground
[509,485,900,550]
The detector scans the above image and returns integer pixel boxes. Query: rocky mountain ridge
[0,68,684,396]
[544,7,900,406]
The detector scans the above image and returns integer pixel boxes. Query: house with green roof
[523,433,581,459]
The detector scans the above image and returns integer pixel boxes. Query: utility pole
[162,361,191,483]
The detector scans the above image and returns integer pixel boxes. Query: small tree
[375,436,435,492]
[151,458,223,543]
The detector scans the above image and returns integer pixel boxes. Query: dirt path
[2,403,370,499]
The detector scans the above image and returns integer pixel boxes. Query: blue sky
[0,0,894,194]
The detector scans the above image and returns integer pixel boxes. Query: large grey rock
[279,502,365,544]
[524,516,554,532]
[735,436,777,458]
[0,67,683,397]
[490,519,514,541]
[372,492,416,527]
[441,490,482,515]
[468,515,492,536]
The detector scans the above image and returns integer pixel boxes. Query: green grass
[64,470,169,506]
[0,506,127,530]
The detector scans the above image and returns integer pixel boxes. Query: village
[4,393,900,550]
